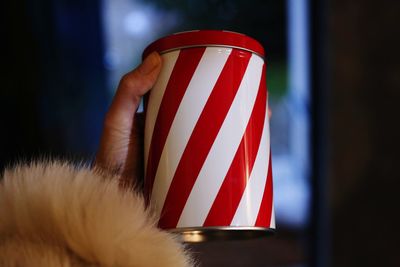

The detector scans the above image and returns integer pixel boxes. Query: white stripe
[144,50,179,172]
[177,54,264,227]
[270,200,276,228]
[231,101,270,226]
[150,47,231,217]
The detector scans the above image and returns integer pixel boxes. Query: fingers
[120,51,162,97]
[106,52,162,126]
[95,52,162,177]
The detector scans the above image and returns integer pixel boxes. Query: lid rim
[142,30,265,59]
[156,44,265,59]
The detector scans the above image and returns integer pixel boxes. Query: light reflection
[180,230,206,243]
[271,0,310,227]
[124,10,151,36]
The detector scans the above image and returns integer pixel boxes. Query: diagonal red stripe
[255,155,273,227]
[203,66,267,226]
[144,48,206,202]
[158,50,252,229]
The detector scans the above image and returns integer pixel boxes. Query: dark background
[1,0,108,165]
[1,0,400,266]
[327,1,400,266]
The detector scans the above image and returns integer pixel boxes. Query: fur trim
[0,161,193,267]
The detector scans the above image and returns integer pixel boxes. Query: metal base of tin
[169,226,275,243]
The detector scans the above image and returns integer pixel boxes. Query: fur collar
[0,161,193,266]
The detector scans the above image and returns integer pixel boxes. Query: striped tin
[142,30,275,242]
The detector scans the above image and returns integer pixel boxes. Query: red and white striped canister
[142,30,275,241]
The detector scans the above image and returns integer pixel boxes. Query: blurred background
[1,0,399,266]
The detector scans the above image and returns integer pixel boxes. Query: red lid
[142,30,265,59]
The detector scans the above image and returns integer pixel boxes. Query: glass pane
[102,0,311,265]
[102,0,310,228]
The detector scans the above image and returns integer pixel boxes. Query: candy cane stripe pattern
[142,30,275,238]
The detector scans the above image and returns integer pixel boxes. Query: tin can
[142,30,275,242]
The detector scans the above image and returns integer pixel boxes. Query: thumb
[107,52,162,123]
[95,52,161,174]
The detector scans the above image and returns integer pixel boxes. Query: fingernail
[139,51,161,75]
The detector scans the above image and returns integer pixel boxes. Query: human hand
[95,51,272,189]
[95,52,162,188]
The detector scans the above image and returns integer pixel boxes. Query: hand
[95,52,162,188]
[95,51,272,189]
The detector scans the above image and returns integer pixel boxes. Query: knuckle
[120,73,133,88]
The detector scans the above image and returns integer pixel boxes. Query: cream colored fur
[0,161,193,267]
